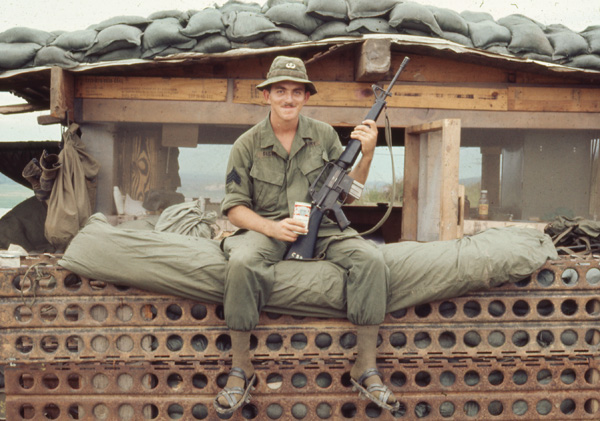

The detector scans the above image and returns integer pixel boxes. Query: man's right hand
[269,218,308,242]
[226,205,308,242]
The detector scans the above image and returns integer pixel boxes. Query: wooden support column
[481,147,502,209]
[402,119,462,242]
[38,67,75,125]
[355,38,391,82]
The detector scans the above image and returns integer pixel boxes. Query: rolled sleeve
[221,142,253,216]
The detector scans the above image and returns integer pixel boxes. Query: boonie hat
[256,56,317,95]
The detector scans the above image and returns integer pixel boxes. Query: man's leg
[318,237,398,410]
[216,230,287,411]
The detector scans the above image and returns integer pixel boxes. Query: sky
[0,0,598,142]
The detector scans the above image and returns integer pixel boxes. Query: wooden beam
[355,38,391,82]
[77,98,600,130]
[234,80,508,111]
[75,76,228,102]
[37,114,62,125]
[0,103,47,115]
[50,66,74,121]
[508,86,600,112]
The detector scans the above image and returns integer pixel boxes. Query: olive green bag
[59,213,557,318]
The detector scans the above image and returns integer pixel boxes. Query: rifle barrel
[384,56,410,96]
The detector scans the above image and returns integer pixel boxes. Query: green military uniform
[221,113,389,331]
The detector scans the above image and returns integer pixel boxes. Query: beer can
[293,201,311,234]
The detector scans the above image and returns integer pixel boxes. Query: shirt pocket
[250,164,285,211]
[299,149,329,188]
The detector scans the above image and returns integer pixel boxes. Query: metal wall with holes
[0,255,599,420]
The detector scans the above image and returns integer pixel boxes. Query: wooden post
[402,119,462,241]
[355,38,391,82]
[50,66,75,122]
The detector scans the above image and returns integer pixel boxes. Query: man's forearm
[226,205,276,237]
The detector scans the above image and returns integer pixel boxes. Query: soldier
[215,56,399,414]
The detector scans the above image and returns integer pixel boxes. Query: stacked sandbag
[0,27,52,70]
[0,0,599,72]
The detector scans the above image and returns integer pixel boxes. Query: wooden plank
[402,119,461,241]
[355,38,391,82]
[75,76,228,101]
[401,130,420,241]
[50,67,74,121]
[77,99,600,130]
[508,86,600,112]
[37,114,62,125]
[234,80,508,111]
[0,103,47,115]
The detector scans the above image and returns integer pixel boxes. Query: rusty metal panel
[4,358,600,420]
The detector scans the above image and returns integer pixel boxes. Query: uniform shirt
[222,113,357,237]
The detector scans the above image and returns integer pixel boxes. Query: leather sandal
[213,367,256,415]
[350,368,400,412]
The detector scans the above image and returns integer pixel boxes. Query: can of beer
[293,202,311,234]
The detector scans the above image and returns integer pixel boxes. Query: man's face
[264,81,310,123]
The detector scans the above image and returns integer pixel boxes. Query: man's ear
[263,89,271,103]
[304,91,311,102]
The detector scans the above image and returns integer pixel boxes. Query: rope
[20,262,49,308]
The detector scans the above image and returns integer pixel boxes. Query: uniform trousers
[221,230,389,331]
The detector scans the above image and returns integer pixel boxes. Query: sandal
[350,368,400,412]
[213,367,257,415]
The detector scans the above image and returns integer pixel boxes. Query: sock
[351,325,397,406]
[217,330,254,408]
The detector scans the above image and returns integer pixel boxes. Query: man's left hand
[351,119,377,159]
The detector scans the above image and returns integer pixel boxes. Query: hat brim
[256,75,317,95]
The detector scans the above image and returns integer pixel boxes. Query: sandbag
[581,26,600,55]
[85,25,143,56]
[224,11,279,43]
[45,124,100,250]
[441,31,473,47]
[94,46,143,62]
[427,6,469,36]
[388,2,443,37]
[50,30,98,52]
[59,214,557,319]
[264,28,309,46]
[180,8,225,38]
[306,0,348,21]
[142,18,195,57]
[34,46,80,68]
[347,18,397,34]
[0,27,54,45]
[0,42,41,69]
[147,10,188,23]
[219,0,263,23]
[545,24,589,60]
[498,14,554,56]
[565,53,600,71]
[89,16,151,31]
[460,11,494,23]
[310,21,360,41]
[265,3,323,35]
[346,0,400,20]
[192,35,232,53]
[231,40,270,50]
[468,19,511,49]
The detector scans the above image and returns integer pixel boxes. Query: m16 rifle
[285,56,410,260]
